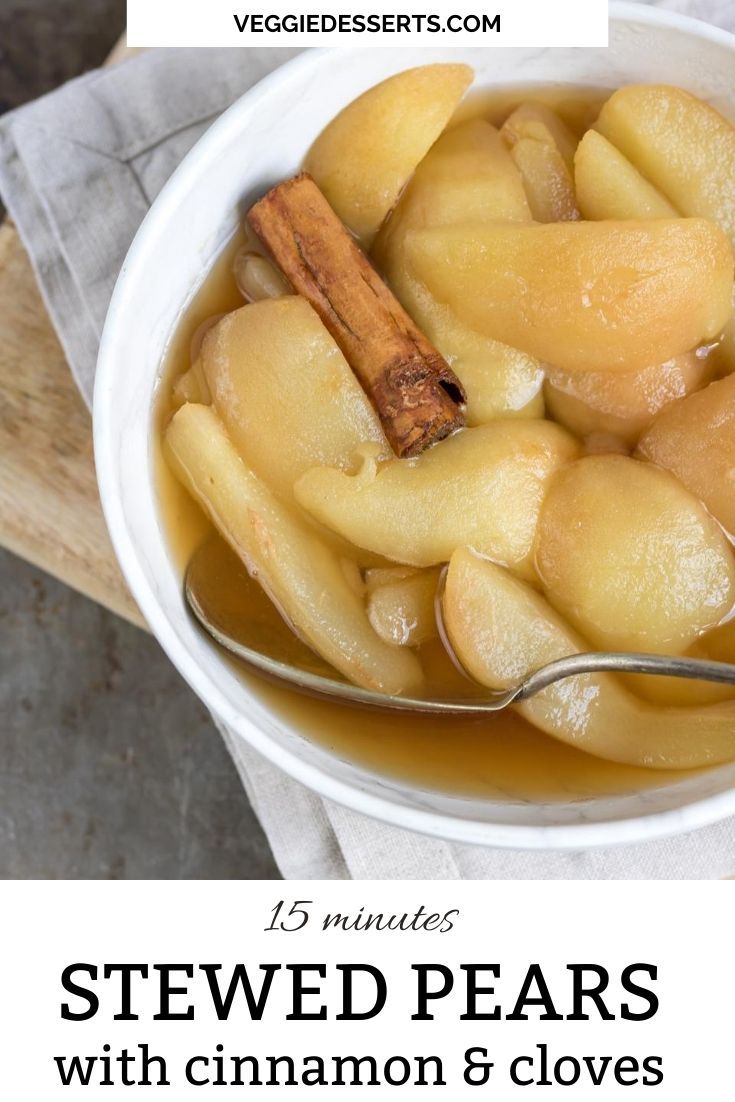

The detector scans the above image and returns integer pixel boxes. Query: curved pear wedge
[443,549,735,770]
[414,302,545,424]
[377,118,531,249]
[536,455,735,655]
[166,403,423,696]
[501,103,580,222]
[596,84,735,374]
[305,63,473,244]
[596,84,735,243]
[380,269,544,426]
[404,219,733,373]
[545,352,709,446]
[295,421,579,578]
[574,129,677,221]
[202,297,387,503]
[375,118,542,423]
[367,567,441,647]
[638,372,735,539]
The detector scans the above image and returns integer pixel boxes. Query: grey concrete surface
[0,549,279,878]
[0,0,279,878]
[0,0,127,115]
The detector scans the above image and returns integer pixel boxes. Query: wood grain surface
[0,221,144,627]
[0,38,144,629]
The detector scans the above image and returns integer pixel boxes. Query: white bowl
[95,3,735,850]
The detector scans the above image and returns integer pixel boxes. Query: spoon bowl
[185,539,735,716]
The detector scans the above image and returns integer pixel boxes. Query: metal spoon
[185,540,735,716]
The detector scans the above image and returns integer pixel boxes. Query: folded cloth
[1,5,734,879]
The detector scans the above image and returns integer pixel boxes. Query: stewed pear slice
[501,103,580,222]
[165,403,423,695]
[404,219,733,372]
[295,421,578,578]
[202,297,387,503]
[377,118,531,251]
[596,84,735,243]
[545,351,709,446]
[375,118,542,424]
[575,117,735,377]
[536,455,735,654]
[442,548,735,770]
[596,84,735,371]
[412,303,545,424]
[378,273,544,425]
[367,567,441,647]
[638,372,735,538]
[574,129,677,220]
[507,102,578,169]
[304,63,473,244]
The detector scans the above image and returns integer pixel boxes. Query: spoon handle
[518,652,735,701]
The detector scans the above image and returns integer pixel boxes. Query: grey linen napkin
[2,9,735,879]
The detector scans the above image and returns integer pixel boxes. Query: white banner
[127,0,609,48]
[0,880,731,1096]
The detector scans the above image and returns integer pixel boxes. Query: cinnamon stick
[247,173,466,458]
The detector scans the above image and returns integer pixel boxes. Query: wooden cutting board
[0,39,144,629]
[0,218,144,628]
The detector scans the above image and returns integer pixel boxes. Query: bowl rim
[94,3,735,852]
